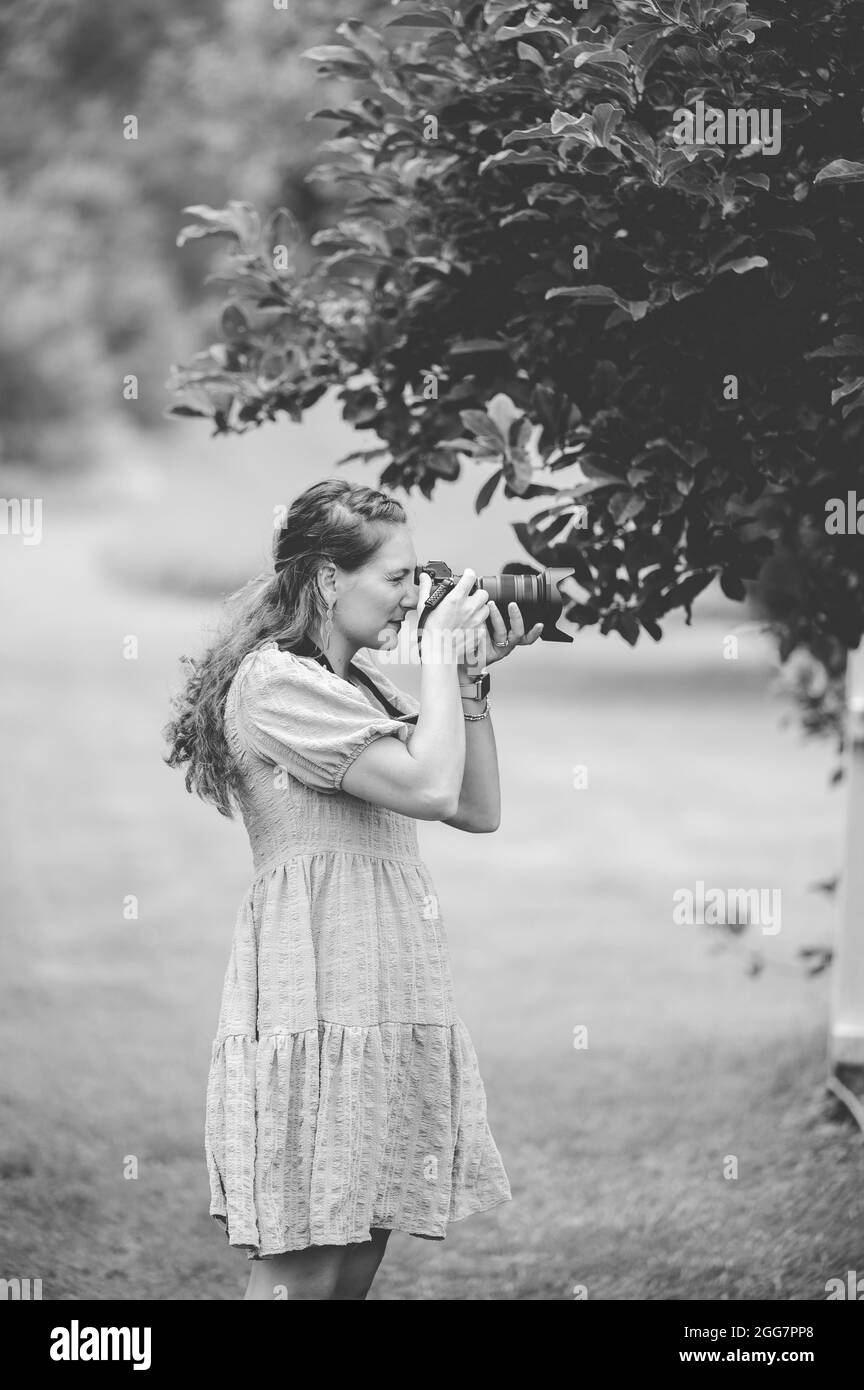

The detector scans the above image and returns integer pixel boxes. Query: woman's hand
[418,568,492,667]
[460,597,543,677]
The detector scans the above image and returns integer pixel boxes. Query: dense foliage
[169,0,864,739]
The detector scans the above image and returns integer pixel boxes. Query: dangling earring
[322,598,335,650]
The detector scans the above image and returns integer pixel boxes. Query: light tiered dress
[204,639,511,1257]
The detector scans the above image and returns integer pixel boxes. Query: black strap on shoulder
[312,650,418,725]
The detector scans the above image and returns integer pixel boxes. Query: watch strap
[461,670,490,701]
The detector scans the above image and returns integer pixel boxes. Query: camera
[414,561,575,643]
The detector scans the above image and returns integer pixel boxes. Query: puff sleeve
[238,650,413,794]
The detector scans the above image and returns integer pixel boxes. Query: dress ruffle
[205,1019,511,1257]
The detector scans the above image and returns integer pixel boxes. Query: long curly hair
[163,478,408,818]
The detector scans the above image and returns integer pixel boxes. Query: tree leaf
[384,12,455,28]
[450,338,511,353]
[806,335,864,359]
[546,284,619,303]
[608,492,646,524]
[516,42,545,67]
[478,147,557,174]
[336,20,388,62]
[814,159,864,185]
[717,256,769,275]
[737,172,770,190]
[475,468,504,513]
[302,45,371,63]
[720,570,747,600]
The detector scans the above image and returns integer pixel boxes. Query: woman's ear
[315,562,338,605]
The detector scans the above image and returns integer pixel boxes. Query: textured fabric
[205,639,512,1256]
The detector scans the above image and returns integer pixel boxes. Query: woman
[164,478,542,1299]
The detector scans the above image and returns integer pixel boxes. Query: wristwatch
[460,670,490,702]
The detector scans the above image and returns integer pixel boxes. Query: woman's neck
[321,635,359,682]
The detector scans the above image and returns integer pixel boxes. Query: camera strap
[314,650,418,726]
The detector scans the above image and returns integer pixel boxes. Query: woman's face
[330,524,420,651]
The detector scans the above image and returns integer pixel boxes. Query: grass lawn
[1,421,861,1300]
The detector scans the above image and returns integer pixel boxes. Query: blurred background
[1,0,860,1301]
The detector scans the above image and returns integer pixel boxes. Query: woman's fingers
[470,589,490,624]
[507,601,526,640]
[487,600,509,645]
[427,571,487,633]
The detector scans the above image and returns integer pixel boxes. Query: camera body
[414,561,575,643]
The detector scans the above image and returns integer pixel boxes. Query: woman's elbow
[445,807,500,832]
[425,787,461,821]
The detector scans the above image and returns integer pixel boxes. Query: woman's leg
[243,1244,346,1301]
[331,1227,392,1301]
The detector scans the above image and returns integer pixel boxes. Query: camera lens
[415,564,574,641]
[482,573,545,609]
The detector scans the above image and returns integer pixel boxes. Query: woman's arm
[439,595,545,832]
[440,684,500,833]
[340,570,489,820]
[341,656,465,819]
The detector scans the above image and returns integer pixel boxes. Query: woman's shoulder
[232,641,327,702]
[237,640,305,669]
[232,640,418,716]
